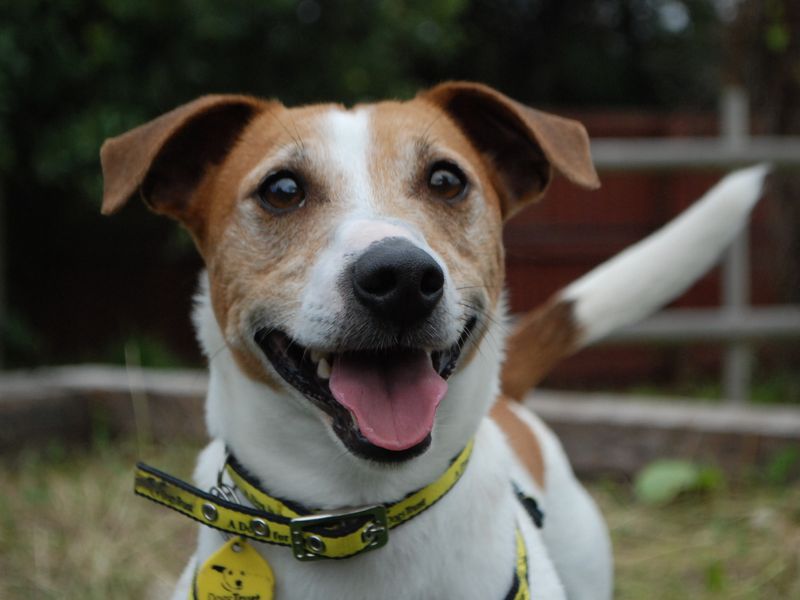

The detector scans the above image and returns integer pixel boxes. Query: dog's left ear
[420,82,599,219]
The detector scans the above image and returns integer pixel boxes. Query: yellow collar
[134,439,473,561]
[508,528,531,599]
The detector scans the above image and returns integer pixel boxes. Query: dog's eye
[428,162,467,202]
[256,171,306,214]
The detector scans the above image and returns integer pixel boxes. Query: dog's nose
[352,237,444,325]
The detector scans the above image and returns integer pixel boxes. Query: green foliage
[0,0,474,194]
[766,22,791,53]
[635,459,725,504]
[752,370,800,405]
[0,310,43,364]
[764,0,792,53]
[704,559,726,593]
[627,368,800,405]
[0,0,730,367]
[766,446,800,486]
[104,335,190,369]
[0,0,727,203]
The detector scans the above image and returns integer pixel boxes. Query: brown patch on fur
[501,298,581,400]
[100,98,344,387]
[490,397,545,488]
[198,104,346,384]
[419,81,599,220]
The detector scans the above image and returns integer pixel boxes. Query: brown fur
[490,397,545,487]
[501,298,581,401]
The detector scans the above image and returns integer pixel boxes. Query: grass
[1,441,799,599]
[0,441,197,599]
[597,480,800,598]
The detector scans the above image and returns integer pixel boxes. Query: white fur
[174,297,571,600]
[196,283,508,512]
[564,164,769,345]
[505,402,613,600]
[322,108,374,211]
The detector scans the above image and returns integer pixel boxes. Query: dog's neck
[192,275,507,508]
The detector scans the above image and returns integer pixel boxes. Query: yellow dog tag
[193,537,275,600]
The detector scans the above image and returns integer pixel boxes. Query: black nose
[352,237,444,325]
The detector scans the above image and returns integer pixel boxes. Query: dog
[211,564,247,593]
[101,82,767,599]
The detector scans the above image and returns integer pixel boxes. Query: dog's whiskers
[206,342,230,365]
[265,105,306,156]
[420,111,447,142]
[455,284,500,292]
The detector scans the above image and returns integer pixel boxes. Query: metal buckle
[209,452,239,542]
[289,504,388,561]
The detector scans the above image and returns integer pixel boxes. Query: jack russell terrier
[100,82,767,600]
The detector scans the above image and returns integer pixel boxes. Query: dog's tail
[501,164,770,400]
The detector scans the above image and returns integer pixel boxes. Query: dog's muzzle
[254,236,480,462]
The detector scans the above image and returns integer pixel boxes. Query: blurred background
[1,0,798,400]
[1,1,799,598]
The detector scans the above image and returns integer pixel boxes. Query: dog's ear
[420,82,599,219]
[100,95,264,224]
[211,565,226,573]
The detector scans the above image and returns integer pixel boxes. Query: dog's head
[211,564,246,592]
[101,82,597,463]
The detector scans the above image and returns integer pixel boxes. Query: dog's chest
[188,427,561,600]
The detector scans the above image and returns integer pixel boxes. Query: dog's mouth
[254,316,478,462]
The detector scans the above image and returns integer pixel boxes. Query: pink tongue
[329,350,448,451]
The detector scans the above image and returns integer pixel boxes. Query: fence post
[0,184,5,369]
[720,86,752,404]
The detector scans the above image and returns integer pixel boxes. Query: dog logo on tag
[211,564,250,593]
[195,537,274,600]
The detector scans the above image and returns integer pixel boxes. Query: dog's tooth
[310,350,322,363]
[317,357,331,379]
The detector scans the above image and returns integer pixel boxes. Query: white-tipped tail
[562,164,769,346]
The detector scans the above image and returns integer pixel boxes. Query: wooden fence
[593,88,800,403]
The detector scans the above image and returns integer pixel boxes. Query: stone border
[3,366,799,477]
[0,365,207,451]
[526,392,800,478]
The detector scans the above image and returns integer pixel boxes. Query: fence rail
[587,87,800,404]
[591,136,800,170]
[607,307,800,343]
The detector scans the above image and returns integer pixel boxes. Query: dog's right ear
[420,82,599,220]
[100,95,264,225]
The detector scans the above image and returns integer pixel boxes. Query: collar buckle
[289,504,388,561]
